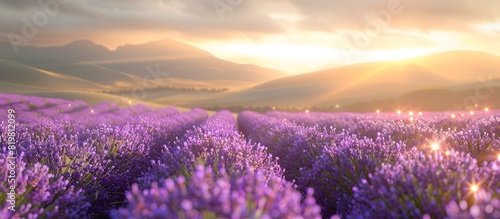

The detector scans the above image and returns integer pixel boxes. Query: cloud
[288,0,500,32]
[0,0,499,49]
[0,0,283,45]
[0,0,42,9]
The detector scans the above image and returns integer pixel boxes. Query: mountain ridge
[0,39,286,84]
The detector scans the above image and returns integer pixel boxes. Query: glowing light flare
[68,104,71,107]
[409,111,414,116]
[397,110,402,115]
[470,184,479,193]
[431,142,440,151]
[376,110,380,113]
[451,114,456,119]
[445,150,450,156]
[418,112,422,116]
[272,106,276,110]
[409,117,414,122]
[497,154,500,161]
[128,100,132,104]
[306,110,310,113]
[485,108,489,112]
[90,110,94,113]
[470,111,474,115]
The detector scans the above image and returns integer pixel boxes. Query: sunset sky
[1,0,500,74]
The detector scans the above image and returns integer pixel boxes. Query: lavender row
[239,110,500,218]
[139,110,283,185]
[115,110,322,218]
[0,94,182,125]
[0,95,208,218]
[2,92,500,218]
[114,165,321,219]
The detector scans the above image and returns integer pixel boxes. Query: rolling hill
[342,85,500,112]
[0,39,286,86]
[1,38,499,112]
[188,51,500,108]
[0,59,104,91]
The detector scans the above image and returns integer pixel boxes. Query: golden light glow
[485,108,490,112]
[470,111,474,115]
[397,110,402,115]
[477,23,500,33]
[419,112,423,116]
[470,184,479,193]
[306,109,310,113]
[336,105,340,108]
[376,110,380,113]
[129,100,132,104]
[445,150,450,156]
[410,117,414,122]
[272,106,276,110]
[197,41,343,74]
[431,143,440,151]
[409,111,414,116]
[364,49,433,63]
[451,114,456,119]
[497,154,500,161]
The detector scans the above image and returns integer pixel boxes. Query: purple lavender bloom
[348,150,493,219]
[139,110,283,190]
[113,165,321,219]
[0,150,90,218]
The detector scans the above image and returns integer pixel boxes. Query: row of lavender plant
[240,110,500,218]
[0,94,209,218]
[113,110,322,218]
[2,92,500,218]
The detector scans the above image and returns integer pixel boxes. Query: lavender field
[1,93,500,219]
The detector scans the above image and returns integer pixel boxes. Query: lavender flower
[113,165,321,219]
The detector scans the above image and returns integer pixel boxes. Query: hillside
[0,59,104,91]
[0,39,286,86]
[192,51,500,108]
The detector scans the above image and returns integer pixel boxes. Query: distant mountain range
[0,39,499,111]
[0,39,285,87]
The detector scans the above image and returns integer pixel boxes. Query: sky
[1,0,500,74]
